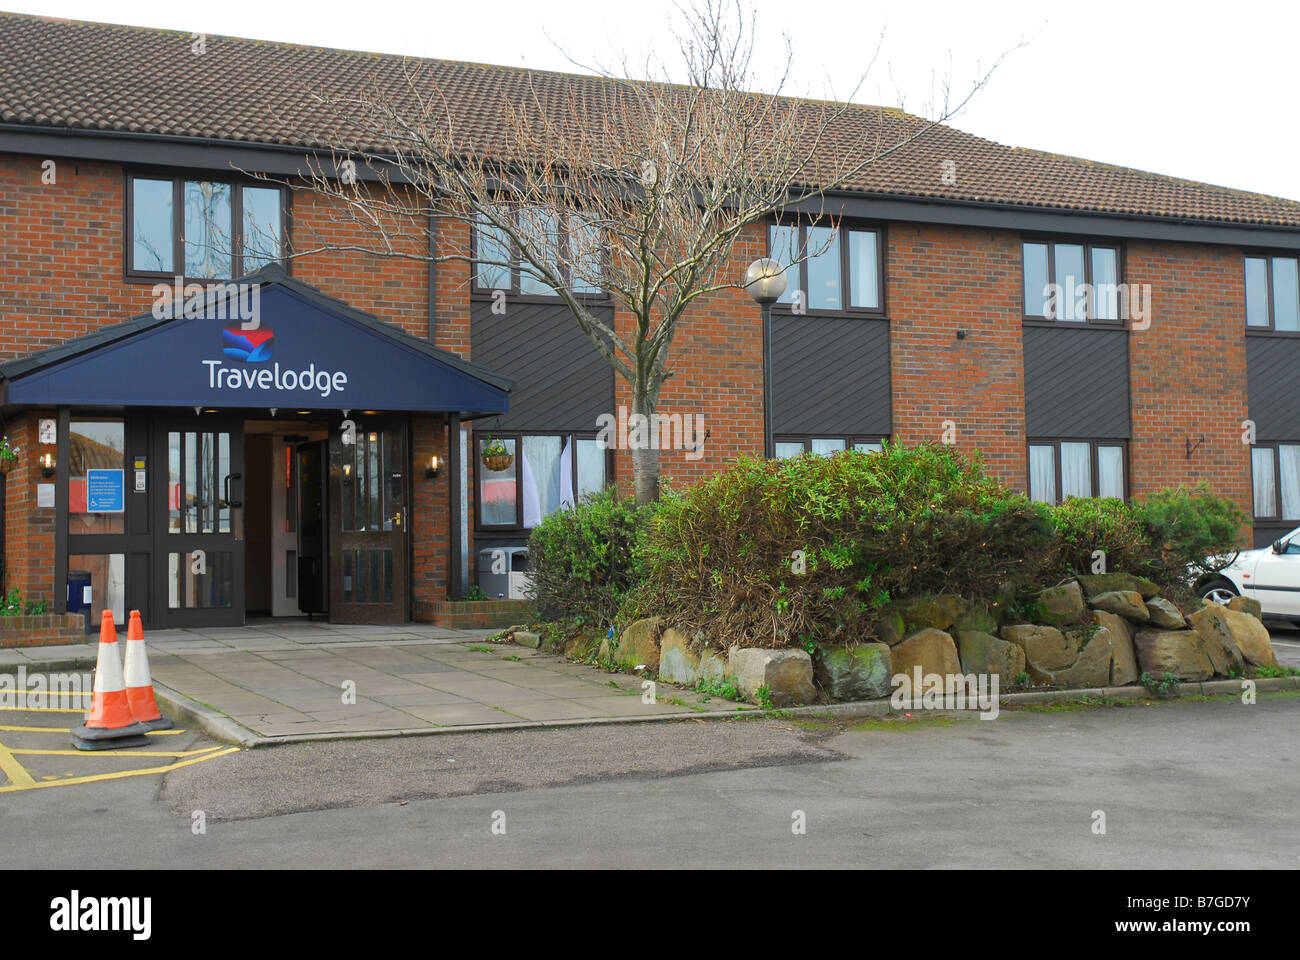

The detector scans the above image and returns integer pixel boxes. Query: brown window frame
[473,430,612,532]
[123,171,290,284]
[1026,438,1129,505]
[470,209,609,304]
[1021,237,1126,327]
[766,219,887,318]
[773,434,890,458]
[1249,441,1300,522]
[1243,253,1300,336]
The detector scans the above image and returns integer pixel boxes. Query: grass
[465,645,494,653]
[851,714,961,732]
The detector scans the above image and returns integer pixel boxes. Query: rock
[1001,624,1077,671]
[891,629,962,687]
[610,617,663,671]
[956,630,1026,685]
[512,630,541,648]
[1048,628,1114,688]
[728,648,817,706]
[699,648,728,684]
[1144,596,1186,629]
[1036,581,1087,626]
[874,606,906,646]
[1186,606,1247,676]
[1093,611,1138,685]
[657,628,699,684]
[1076,573,1160,600]
[897,595,966,632]
[1134,629,1214,682]
[1221,608,1277,668]
[814,643,892,701]
[1090,590,1150,622]
[953,603,999,636]
[1226,596,1263,620]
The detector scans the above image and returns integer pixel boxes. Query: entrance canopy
[0,265,511,414]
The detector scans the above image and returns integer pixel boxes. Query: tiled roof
[3,11,1298,228]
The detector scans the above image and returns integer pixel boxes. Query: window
[1250,443,1300,521]
[473,208,605,297]
[476,432,608,529]
[1027,439,1127,505]
[1022,240,1122,324]
[767,221,883,314]
[68,420,126,536]
[774,435,888,458]
[1244,255,1300,332]
[128,174,286,280]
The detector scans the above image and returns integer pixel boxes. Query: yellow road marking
[0,706,90,713]
[8,745,223,759]
[0,724,186,734]
[0,739,36,788]
[0,746,238,793]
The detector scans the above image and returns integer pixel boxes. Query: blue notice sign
[86,469,125,513]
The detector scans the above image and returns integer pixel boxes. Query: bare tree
[283,0,1018,505]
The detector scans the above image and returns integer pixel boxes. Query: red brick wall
[1126,240,1253,524]
[889,222,1027,487]
[2,410,57,604]
[410,413,452,609]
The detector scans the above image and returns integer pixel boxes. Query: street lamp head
[745,257,787,305]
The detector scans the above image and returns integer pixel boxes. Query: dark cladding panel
[471,301,614,432]
[771,316,891,435]
[1247,336,1300,440]
[1023,326,1130,438]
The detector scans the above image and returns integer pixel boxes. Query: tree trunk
[630,389,661,506]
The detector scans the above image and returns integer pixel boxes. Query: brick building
[1,12,1298,629]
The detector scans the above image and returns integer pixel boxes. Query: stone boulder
[1076,573,1161,600]
[1134,629,1214,682]
[699,649,728,684]
[1145,597,1186,629]
[1093,610,1139,686]
[1089,590,1150,622]
[1047,628,1114,688]
[897,595,966,632]
[891,629,962,690]
[956,630,1026,686]
[814,643,892,701]
[1220,607,1277,668]
[953,603,999,637]
[728,647,817,706]
[874,606,906,646]
[657,628,699,684]
[604,617,663,671]
[1037,581,1087,626]
[1226,596,1263,620]
[1001,624,1077,672]
[1186,606,1247,676]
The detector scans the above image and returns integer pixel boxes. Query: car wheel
[1199,578,1238,605]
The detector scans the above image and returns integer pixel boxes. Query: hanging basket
[0,457,14,475]
[482,452,515,472]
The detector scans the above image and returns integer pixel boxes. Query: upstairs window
[1028,439,1127,505]
[1023,240,1122,324]
[127,174,285,280]
[1245,255,1300,332]
[473,208,605,297]
[767,221,883,315]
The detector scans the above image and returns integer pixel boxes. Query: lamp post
[745,257,787,460]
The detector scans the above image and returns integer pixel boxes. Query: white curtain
[1061,442,1091,499]
[558,437,575,510]
[1280,445,1300,519]
[1253,448,1277,517]
[1029,445,1055,504]
[810,438,845,457]
[522,435,562,528]
[1097,446,1124,499]
[576,438,604,498]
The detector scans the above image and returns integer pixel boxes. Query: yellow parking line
[0,724,186,734]
[8,745,224,759]
[0,746,238,793]
[0,739,36,788]
[0,706,89,713]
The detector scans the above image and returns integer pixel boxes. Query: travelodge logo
[222,325,275,362]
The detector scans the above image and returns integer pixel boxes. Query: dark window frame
[1243,252,1300,336]
[123,170,290,284]
[470,209,610,304]
[1026,437,1130,505]
[1249,441,1300,522]
[766,218,887,318]
[473,430,612,532]
[1021,236,1126,328]
[773,434,891,457]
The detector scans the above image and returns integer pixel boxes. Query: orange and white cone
[70,610,153,750]
[124,609,172,730]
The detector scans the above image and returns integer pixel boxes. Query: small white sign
[135,470,146,493]
[38,418,56,445]
[37,483,54,508]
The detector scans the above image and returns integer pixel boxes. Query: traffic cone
[124,609,172,730]
[70,611,152,750]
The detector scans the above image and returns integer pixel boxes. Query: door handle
[224,471,243,508]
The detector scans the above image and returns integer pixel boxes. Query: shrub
[1138,482,1248,587]
[1048,496,1155,582]
[526,487,656,628]
[624,442,1056,649]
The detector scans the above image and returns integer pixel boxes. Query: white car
[1197,525,1300,621]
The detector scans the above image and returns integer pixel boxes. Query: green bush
[1138,482,1248,587]
[1048,496,1154,581]
[624,442,1056,649]
[526,487,656,628]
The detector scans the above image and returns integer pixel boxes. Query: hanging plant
[0,436,19,475]
[480,435,515,472]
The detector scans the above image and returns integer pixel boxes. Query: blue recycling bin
[66,569,92,633]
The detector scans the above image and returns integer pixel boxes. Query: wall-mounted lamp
[342,462,353,484]
[426,455,443,479]
[39,451,55,478]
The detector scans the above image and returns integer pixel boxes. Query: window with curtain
[1251,443,1300,520]
[774,436,890,459]
[477,433,607,529]
[1028,440,1126,505]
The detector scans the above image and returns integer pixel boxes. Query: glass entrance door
[154,420,246,626]
[329,419,408,623]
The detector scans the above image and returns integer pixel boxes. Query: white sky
[10,0,1298,201]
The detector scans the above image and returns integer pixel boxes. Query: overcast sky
[9,0,1297,201]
